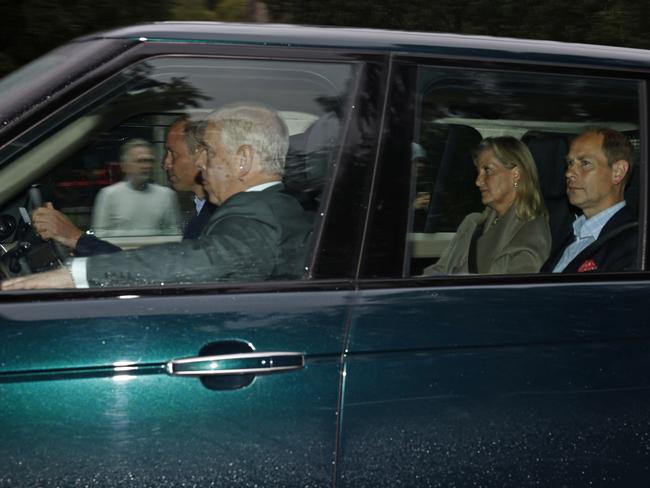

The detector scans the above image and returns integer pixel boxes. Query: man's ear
[236,145,254,177]
[612,159,630,185]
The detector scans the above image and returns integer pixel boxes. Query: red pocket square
[577,259,598,272]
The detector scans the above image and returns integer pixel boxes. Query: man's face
[565,132,621,218]
[123,146,154,187]
[162,121,199,192]
[195,123,239,205]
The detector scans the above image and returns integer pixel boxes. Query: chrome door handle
[166,352,304,377]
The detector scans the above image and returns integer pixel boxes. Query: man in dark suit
[160,116,217,240]
[3,103,312,289]
[32,117,216,255]
[542,128,637,273]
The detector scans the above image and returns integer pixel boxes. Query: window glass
[0,57,357,287]
[408,66,642,276]
[0,39,125,125]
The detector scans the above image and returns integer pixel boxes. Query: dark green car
[0,23,648,486]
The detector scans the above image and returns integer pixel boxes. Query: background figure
[411,142,431,231]
[92,138,181,237]
[424,136,551,275]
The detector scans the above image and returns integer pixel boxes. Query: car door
[338,55,650,486]
[1,289,351,486]
[0,38,386,486]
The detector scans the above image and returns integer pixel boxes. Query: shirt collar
[573,201,626,240]
[193,194,205,215]
[245,181,281,192]
[127,180,148,191]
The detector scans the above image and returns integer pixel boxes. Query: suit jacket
[541,205,638,273]
[84,185,312,287]
[424,206,551,275]
[182,201,217,240]
[75,200,217,256]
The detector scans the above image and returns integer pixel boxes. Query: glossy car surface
[0,22,648,487]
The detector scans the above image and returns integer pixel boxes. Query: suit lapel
[563,206,633,272]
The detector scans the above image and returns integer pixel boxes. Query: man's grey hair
[120,138,154,163]
[204,103,289,175]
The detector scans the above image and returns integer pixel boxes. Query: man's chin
[206,192,219,205]
[567,191,581,206]
[133,176,151,186]
[171,182,187,192]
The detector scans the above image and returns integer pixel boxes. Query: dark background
[2,0,650,78]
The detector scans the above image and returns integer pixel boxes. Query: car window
[364,60,643,278]
[0,56,358,286]
[0,39,129,127]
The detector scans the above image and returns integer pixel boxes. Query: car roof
[78,21,650,71]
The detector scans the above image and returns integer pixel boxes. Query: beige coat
[424,206,551,275]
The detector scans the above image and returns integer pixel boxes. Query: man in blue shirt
[542,128,637,273]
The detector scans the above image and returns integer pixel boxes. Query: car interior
[0,57,355,280]
[406,66,641,275]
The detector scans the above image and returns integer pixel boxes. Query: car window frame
[0,42,390,299]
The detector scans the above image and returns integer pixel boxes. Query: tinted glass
[0,39,129,126]
[0,57,358,287]
[364,61,643,277]
[410,67,641,276]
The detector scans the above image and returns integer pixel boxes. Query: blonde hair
[475,136,547,222]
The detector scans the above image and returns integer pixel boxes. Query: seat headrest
[283,112,340,209]
[524,133,571,200]
[424,123,483,232]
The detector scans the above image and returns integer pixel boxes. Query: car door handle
[165,352,304,377]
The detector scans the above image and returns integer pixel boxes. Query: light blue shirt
[553,201,626,272]
[193,194,205,215]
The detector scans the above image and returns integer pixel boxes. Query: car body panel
[90,23,650,71]
[0,290,353,486]
[339,281,650,485]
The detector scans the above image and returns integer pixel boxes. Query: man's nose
[565,162,576,179]
[195,151,206,170]
[475,172,483,186]
[162,154,172,170]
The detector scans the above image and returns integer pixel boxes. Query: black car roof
[80,21,650,71]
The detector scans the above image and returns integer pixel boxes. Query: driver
[2,103,312,289]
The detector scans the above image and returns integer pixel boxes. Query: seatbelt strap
[468,222,484,274]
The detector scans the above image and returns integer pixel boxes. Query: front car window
[0,56,358,287]
[0,39,132,126]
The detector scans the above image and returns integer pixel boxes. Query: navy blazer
[182,201,217,240]
[542,205,638,273]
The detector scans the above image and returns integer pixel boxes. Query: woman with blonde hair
[424,136,551,275]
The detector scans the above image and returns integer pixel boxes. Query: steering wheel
[0,186,69,276]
